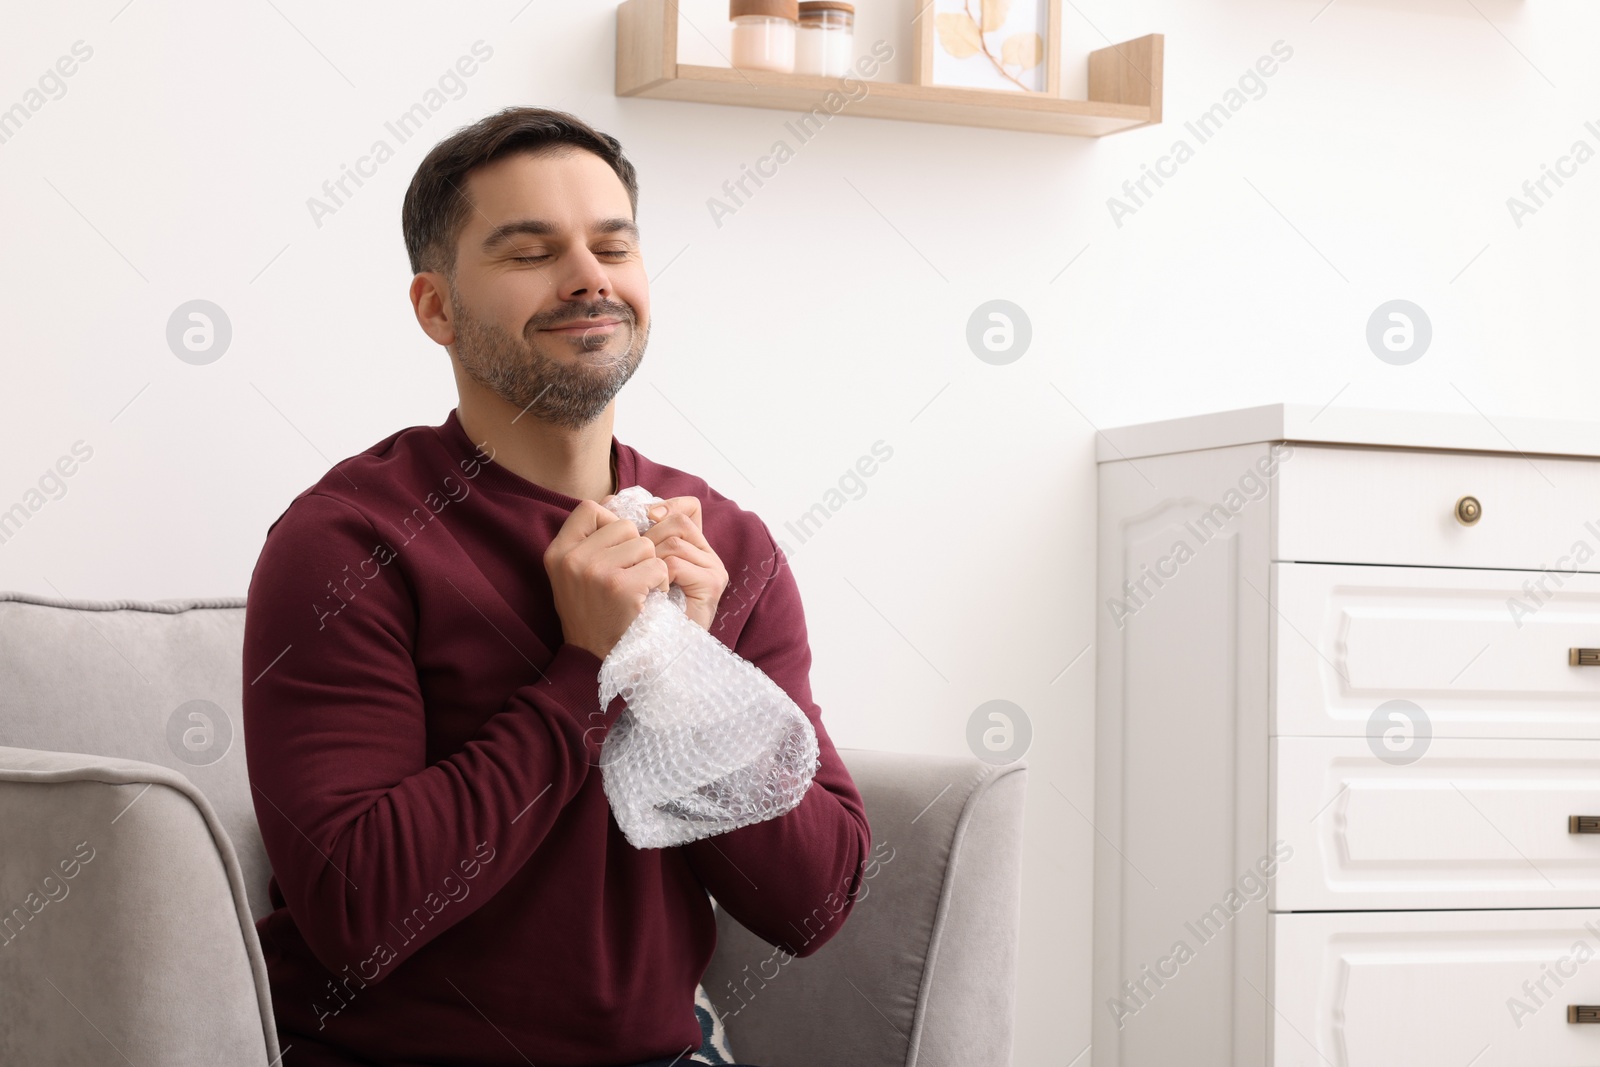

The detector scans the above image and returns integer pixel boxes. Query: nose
[559,245,613,302]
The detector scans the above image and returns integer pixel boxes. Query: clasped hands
[543,494,730,661]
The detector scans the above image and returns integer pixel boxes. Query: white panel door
[1272,562,1600,740]
[1272,737,1600,910]
[1273,909,1600,1066]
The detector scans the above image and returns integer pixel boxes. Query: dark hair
[401,106,639,279]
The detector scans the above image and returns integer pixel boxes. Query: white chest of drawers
[1092,404,1600,1067]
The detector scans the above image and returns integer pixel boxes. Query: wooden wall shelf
[615,0,1163,138]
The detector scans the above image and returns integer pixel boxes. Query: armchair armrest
[701,748,1028,1067]
[0,745,281,1067]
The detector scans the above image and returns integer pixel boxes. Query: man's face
[445,148,649,429]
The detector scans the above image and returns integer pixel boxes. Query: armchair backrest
[0,592,273,921]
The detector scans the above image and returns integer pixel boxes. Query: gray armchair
[0,591,1027,1066]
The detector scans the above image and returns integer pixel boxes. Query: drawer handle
[1455,495,1482,525]
[1571,649,1600,667]
[1572,816,1600,834]
[1571,1006,1600,1024]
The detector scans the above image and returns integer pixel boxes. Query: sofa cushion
[691,978,737,1063]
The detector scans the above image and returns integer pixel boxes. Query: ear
[411,272,455,346]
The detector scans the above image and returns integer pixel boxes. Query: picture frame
[912,0,1062,96]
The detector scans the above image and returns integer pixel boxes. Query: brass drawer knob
[1455,495,1482,525]
[1571,816,1600,833]
[1571,1005,1600,1023]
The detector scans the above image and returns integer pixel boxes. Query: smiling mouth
[543,318,623,333]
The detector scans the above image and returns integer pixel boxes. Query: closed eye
[512,251,632,263]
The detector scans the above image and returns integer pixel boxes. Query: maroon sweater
[241,408,871,1067]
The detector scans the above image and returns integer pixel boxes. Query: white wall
[5,0,1599,1062]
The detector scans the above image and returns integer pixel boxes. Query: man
[241,106,872,1067]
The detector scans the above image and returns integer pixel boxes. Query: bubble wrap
[595,486,820,850]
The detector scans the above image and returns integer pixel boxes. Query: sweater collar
[433,407,637,508]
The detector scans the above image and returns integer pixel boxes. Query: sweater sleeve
[681,529,873,958]
[241,491,620,982]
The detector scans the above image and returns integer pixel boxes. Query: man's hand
[643,496,728,633]
[544,499,671,660]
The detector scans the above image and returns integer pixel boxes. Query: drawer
[1275,444,1600,572]
[1272,562,1600,740]
[1272,737,1600,910]
[1272,908,1600,1066]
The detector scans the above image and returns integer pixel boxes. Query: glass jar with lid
[795,1,854,77]
[729,0,799,74]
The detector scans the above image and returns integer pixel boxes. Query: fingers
[625,553,671,595]
[547,500,657,583]
[573,498,620,532]
[546,499,618,558]
[644,512,710,552]
[663,554,707,589]
[647,496,704,532]
[582,499,665,551]
[652,535,716,569]
[553,496,708,600]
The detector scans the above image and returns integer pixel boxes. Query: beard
[449,290,647,429]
